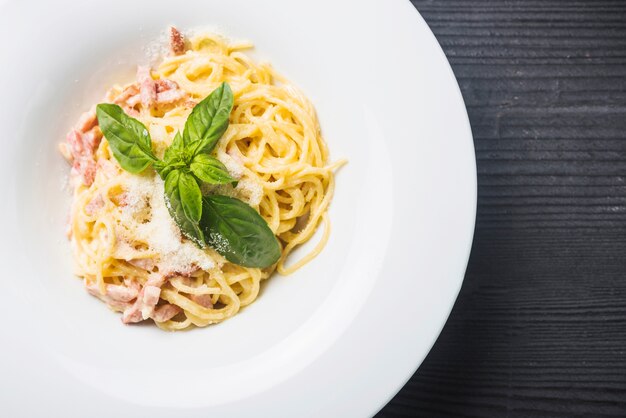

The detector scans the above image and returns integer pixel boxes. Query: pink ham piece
[157,88,186,104]
[114,84,140,115]
[106,283,140,303]
[71,153,97,186]
[113,76,188,111]
[111,73,188,113]
[64,109,103,186]
[191,294,213,308]
[76,110,98,133]
[126,94,141,108]
[111,84,141,116]
[81,127,102,152]
[152,304,182,322]
[122,273,166,324]
[87,274,185,324]
[169,26,186,55]
[137,65,157,109]
[143,285,161,307]
[156,78,178,91]
[122,304,142,324]
[113,84,139,105]
[155,78,188,104]
[86,282,140,311]
[123,278,141,293]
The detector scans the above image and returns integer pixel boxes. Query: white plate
[0,0,475,416]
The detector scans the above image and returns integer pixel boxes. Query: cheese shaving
[117,173,216,274]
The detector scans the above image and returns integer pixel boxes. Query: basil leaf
[164,169,205,247]
[164,131,185,164]
[183,82,233,156]
[190,154,235,185]
[201,195,281,268]
[96,103,157,173]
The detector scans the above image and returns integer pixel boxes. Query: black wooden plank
[377,0,626,416]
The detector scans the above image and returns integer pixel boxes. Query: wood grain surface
[377,1,626,416]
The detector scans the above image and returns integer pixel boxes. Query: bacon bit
[86,282,136,312]
[142,286,162,318]
[146,273,166,288]
[116,77,188,110]
[154,78,188,105]
[85,194,105,216]
[72,157,97,186]
[137,66,157,109]
[109,84,142,116]
[169,26,186,56]
[157,88,186,104]
[87,275,184,324]
[113,84,140,105]
[88,126,103,148]
[122,305,143,323]
[126,94,141,107]
[156,78,178,92]
[76,109,97,133]
[152,304,182,322]
[66,122,102,186]
[122,273,167,324]
[123,278,141,291]
[183,99,198,108]
[106,283,140,303]
[190,294,213,309]
[67,129,85,156]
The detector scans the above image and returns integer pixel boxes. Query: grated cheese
[216,150,244,179]
[234,178,263,207]
[117,173,216,274]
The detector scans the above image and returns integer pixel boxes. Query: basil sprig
[96,82,281,268]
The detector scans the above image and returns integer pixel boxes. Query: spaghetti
[61,29,343,330]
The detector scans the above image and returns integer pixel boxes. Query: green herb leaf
[164,131,186,164]
[164,169,205,247]
[201,195,281,268]
[157,132,187,179]
[190,154,235,185]
[183,82,233,156]
[96,104,157,173]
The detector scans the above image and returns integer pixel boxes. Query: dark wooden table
[377,1,626,416]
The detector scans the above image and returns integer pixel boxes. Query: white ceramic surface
[0,0,475,416]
